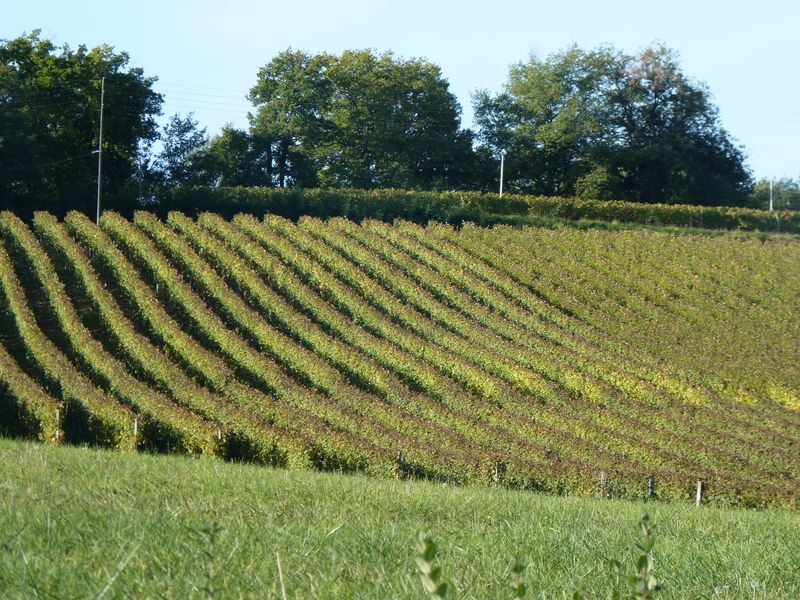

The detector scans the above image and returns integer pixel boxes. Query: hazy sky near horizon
[4,0,798,180]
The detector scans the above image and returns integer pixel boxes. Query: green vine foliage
[156,187,800,233]
[0,210,797,508]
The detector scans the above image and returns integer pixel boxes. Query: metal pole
[96,76,105,225]
[499,149,506,197]
[769,179,773,212]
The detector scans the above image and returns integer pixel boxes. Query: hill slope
[0,210,798,507]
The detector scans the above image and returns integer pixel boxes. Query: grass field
[0,439,798,599]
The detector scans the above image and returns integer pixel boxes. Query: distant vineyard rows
[0,211,798,508]
[157,187,800,233]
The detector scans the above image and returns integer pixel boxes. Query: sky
[3,0,798,180]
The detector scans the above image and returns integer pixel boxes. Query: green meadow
[1,439,797,599]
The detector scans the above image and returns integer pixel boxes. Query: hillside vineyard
[0,211,798,508]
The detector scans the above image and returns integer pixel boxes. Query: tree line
[1,31,794,216]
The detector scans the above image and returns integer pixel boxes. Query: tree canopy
[248,49,481,190]
[0,31,162,215]
[474,45,753,205]
[152,113,208,187]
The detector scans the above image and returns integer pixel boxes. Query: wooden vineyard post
[695,481,703,507]
[133,417,138,441]
[647,477,655,501]
[492,460,504,487]
[393,450,404,480]
[599,470,606,498]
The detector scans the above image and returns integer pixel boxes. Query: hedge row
[155,186,800,233]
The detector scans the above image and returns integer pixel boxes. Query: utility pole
[96,76,105,225]
[499,149,506,197]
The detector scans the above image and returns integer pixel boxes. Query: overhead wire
[34,151,98,169]
[3,79,475,122]
[6,80,792,157]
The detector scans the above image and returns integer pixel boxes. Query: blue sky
[3,0,798,180]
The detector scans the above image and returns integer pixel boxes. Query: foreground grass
[0,439,798,599]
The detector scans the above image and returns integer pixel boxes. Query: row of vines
[157,187,800,233]
[0,210,797,508]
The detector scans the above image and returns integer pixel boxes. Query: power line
[34,151,97,169]
[161,98,251,109]
[4,99,88,111]
[155,81,250,93]
[154,89,249,101]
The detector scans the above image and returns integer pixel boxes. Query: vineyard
[0,210,798,508]
[155,186,800,233]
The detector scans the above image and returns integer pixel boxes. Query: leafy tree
[475,46,621,198]
[318,49,471,189]
[609,46,752,205]
[0,95,39,202]
[248,49,328,188]
[248,49,476,190]
[155,113,208,187]
[0,31,162,216]
[474,44,753,205]
[189,126,273,188]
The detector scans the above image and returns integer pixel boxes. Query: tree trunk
[266,142,274,188]
[278,136,290,188]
